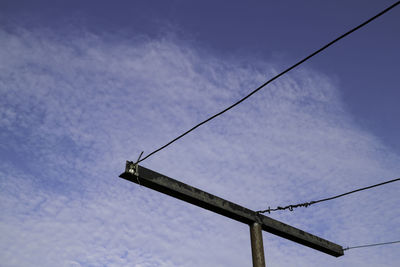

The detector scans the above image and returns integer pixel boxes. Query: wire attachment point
[126,161,138,176]
[256,178,400,214]
[125,151,144,185]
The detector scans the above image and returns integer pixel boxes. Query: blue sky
[0,1,399,266]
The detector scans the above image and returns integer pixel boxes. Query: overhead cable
[137,1,400,163]
[257,178,400,214]
[344,240,400,251]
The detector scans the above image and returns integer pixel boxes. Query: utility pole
[250,222,265,267]
[119,162,344,266]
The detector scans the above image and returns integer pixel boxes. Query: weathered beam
[119,162,344,257]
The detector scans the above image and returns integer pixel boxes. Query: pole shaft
[250,222,266,267]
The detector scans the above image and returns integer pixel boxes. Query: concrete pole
[250,222,266,267]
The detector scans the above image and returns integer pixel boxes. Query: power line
[257,178,400,214]
[137,1,400,163]
[344,240,400,251]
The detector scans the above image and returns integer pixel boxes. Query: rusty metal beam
[119,162,344,257]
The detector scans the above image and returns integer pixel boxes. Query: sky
[0,0,399,266]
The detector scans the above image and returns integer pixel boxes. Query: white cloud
[0,28,399,266]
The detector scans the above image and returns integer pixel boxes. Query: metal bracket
[126,160,139,176]
[125,151,144,185]
[125,160,141,185]
[126,151,144,176]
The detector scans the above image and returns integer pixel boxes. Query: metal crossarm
[119,162,343,258]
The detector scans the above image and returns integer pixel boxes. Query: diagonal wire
[344,240,400,250]
[257,178,400,213]
[137,1,400,163]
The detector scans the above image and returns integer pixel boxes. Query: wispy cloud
[0,27,399,266]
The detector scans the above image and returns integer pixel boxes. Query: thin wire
[138,1,400,163]
[257,178,400,213]
[344,240,400,250]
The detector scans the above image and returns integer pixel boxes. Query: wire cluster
[257,201,316,214]
[257,178,400,214]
